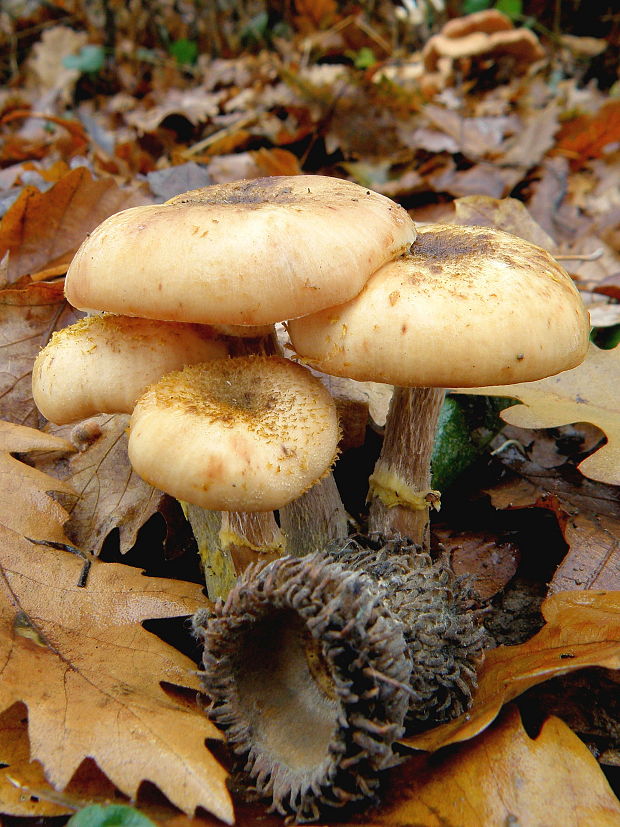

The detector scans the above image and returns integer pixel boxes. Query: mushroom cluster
[33,174,417,592]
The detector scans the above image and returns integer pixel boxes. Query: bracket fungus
[289,223,591,548]
[195,537,486,822]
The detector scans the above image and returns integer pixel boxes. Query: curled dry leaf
[486,470,620,593]
[402,589,620,752]
[0,526,231,821]
[361,706,620,826]
[0,167,151,283]
[35,414,165,555]
[456,343,620,487]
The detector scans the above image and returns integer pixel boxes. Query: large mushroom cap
[128,356,340,511]
[289,224,590,388]
[65,175,417,325]
[32,314,228,424]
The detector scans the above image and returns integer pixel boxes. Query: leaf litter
[1,1,619,822]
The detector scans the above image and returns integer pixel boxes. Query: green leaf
[462,0,492,14]
[62,45,105,74]
[350,47,377,69]
[67,805,156,827]
[495,0,523,19]
[168,38,198,66]
[591,324,620,350]
[431,395,513,491]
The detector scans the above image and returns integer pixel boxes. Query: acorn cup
[193,536,487,822]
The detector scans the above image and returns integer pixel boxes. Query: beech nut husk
[193,538,486,821]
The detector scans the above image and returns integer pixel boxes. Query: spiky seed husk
[194,539,486,821]
[193,553,412,822]
[328,536,488,729]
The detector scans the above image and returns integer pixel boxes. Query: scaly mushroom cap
[65,175,417,325]
[32,314,228,424]
[128,356,340,512]
[194,552,412,822]
[289,224,590,388]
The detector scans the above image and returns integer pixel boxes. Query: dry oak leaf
[485,471,620,593]
[450,193,557,250]
[457,343,620,487]
[0,702,72,816]
[360,706,620,826]
[553,100,620,170]
[36,414,165,555]
[0,279,80,429]
[0,167,151,284]
[402,589,620,752]
[0,419,74,544]
[0,525,231,821]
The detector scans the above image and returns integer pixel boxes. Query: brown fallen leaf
[0,702,71,816]
[402,589,620,751]
[457,343,620,487]
[433,526,520,600]
[0,167,151,284]
[0,419,74,543]
[553,99,620,170]
[35,415,165,555]
[363,706,620,826]
[450,193,557,250]
[0,525,231,821]
[0,280,80,429]
[487,470,620,593]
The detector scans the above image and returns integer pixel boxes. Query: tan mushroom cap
[65,175,417,326]
[128,356,340,512]
[288,224,590,388]
[32,314,228,424]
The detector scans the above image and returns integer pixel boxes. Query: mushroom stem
[183,503,286,598]
[279,474,348,557]
[368,386,445,549]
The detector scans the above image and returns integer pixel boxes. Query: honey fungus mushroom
[32,314,228,424]
[289,224,591,547]
[65,175,417,326]
[128,356,340,512]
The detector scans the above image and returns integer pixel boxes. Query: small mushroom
[32,313,227,424]
[128,356,340,512]
[289,224,591,548]
[422,9,545,89]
